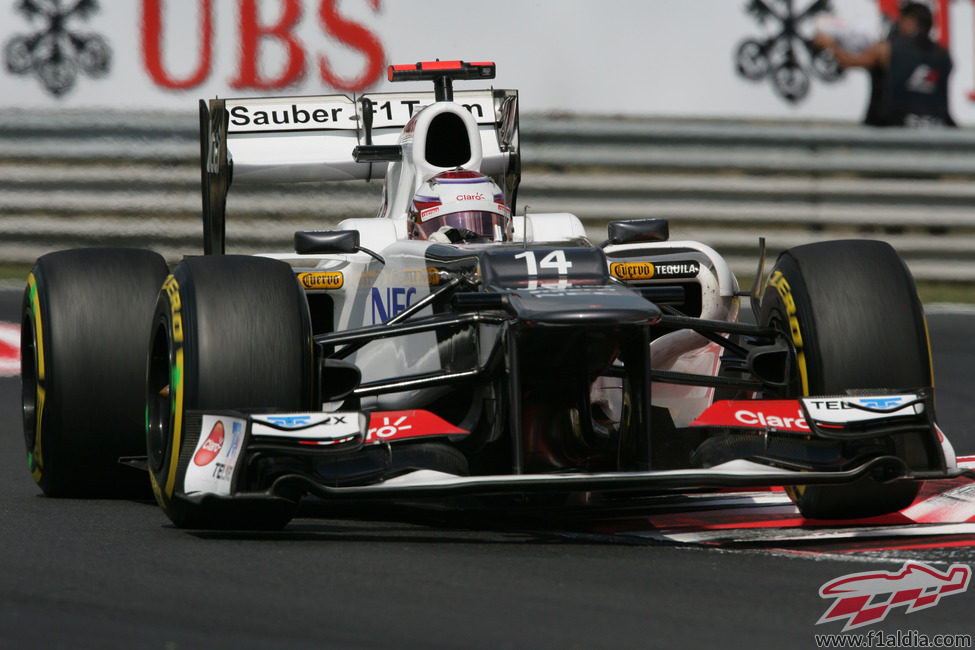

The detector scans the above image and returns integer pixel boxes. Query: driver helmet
[408,170,511,242]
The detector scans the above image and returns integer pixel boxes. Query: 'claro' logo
[734,407,808,432]
[298,272,344,290]
[690,400,810,433]
[193,420,225,467]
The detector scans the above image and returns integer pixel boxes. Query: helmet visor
[414,210,509,241]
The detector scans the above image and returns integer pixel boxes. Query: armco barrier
[3,110,975,281]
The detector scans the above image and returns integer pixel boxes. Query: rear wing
[200,83,519,254]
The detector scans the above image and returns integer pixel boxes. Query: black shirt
[882,33,955,126]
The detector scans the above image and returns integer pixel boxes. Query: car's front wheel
[146,255,314,529]
[759,240,931,519]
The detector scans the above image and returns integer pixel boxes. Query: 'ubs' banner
[3,0,975,123]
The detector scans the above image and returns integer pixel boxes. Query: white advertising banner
[3,0,975,123]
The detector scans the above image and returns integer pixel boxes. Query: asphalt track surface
[1,287,974,649]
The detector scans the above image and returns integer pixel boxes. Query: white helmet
[408,170,511,242]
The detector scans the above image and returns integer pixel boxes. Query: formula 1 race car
[20,61,965,529]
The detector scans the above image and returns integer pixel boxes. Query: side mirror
[603,219,669,246]
[294,230,385,264]
[294,230,360,255]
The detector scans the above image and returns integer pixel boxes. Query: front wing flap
[686,389,954,475]
[178,456,971,510]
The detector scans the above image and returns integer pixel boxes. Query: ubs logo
[735,0,841,103]
[4,0,112,97]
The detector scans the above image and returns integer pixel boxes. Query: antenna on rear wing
[387,60,496,101]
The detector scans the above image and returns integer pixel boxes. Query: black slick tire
[146,255,313,529]
[22,248,169,497]
[759,240,930,519]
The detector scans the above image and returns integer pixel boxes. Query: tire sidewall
[147,272,192,514]
[22,270,56,492]
[759,253,819,397]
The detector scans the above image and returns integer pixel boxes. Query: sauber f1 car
[20,61,967,529]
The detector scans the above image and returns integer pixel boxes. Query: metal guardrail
[2,109,975,281]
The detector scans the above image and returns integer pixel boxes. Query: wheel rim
[146,320,172,473]
[21,312,38,454]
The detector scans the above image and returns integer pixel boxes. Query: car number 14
[513,250,573,276]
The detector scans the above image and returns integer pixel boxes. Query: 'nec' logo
[370,287,416,324]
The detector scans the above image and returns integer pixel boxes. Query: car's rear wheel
[22,248,169,497]
[759,240,930,519]
[146,255,314,529]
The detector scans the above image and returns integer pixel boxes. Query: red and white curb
[0,322,19,377]
[609,457,975,547]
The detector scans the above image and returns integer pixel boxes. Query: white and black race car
[20,61,966,529]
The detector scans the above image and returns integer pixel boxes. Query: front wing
[170,392,969,510]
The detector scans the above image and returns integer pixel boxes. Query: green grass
[714,276,975,306]
[0,264,30,283]
[916,281,975,305]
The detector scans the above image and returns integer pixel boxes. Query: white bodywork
[221,86,741,426]
[266,225,739,423]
